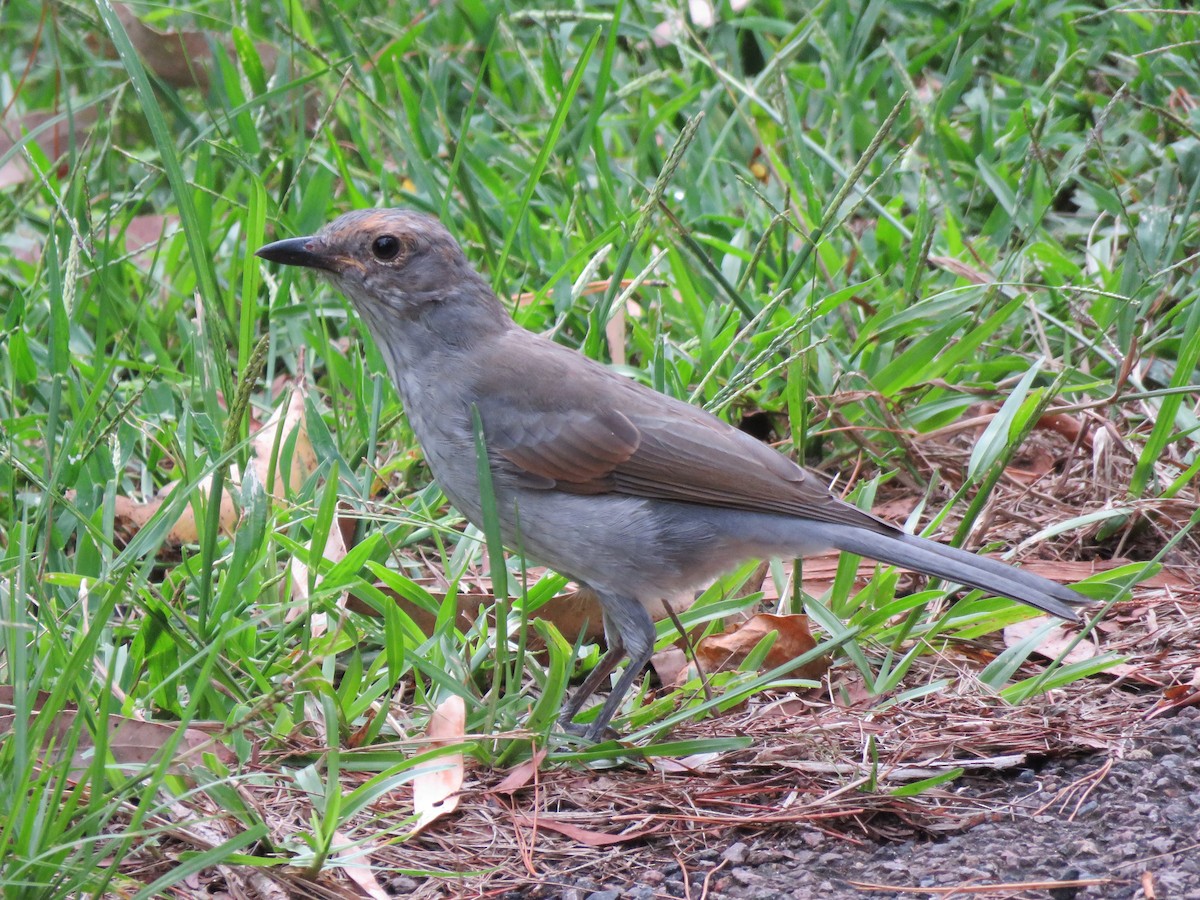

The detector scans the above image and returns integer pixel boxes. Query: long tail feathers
[829,528,1093,622]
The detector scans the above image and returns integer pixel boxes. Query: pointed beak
[255,235,338,272]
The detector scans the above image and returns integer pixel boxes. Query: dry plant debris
[27,585,1192,899]
[40,376,1194,897]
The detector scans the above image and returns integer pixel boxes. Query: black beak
[255,236,336,272]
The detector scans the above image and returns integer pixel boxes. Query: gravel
[710,707,1200,899]
[538,707,1200,900]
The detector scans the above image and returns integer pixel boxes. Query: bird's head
[256,208,490,315]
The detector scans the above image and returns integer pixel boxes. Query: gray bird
[257,208,1091,740]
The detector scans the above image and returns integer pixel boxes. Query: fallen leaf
[509,810,661,846]
[650,646,689,687]
[112,375,316,549]
[0,107,98,188]
[254,374,317,497]
[490,749,548,795]
[1036,411,1090,446]
[361,582,621,645]
[1004,618,1096,666]
[1004,618,1142,682]
[289,519,347,634]
[346,707,380,750]
[112,475,238,546]
[109,3,277,91]
[120,213,181,269]
[1145,667,1200,719]
[977,403,1092,452]
[410,696,466,834]
[1004,447,1057,485]
[512,278,663,308]
[0,686,233,775]
[694,613,828,680]
[649,751,724,773]
[330,830,389,900]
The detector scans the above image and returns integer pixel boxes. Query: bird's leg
[558,636,626,733]
[556,594,656,741]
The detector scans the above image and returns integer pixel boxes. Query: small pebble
[722,841,749,864]
[730,867,760,885]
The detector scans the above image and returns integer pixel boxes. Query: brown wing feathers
[491,407,640,486]
[482,379,895,535]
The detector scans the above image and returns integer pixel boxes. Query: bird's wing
[484,404,639,491]
[476,335,897,534]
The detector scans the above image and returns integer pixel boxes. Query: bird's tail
[827,526,1092,622]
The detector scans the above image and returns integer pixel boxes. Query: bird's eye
[371,235,402,261]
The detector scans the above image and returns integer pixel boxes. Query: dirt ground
[188,570,1200,900]
[484,708,1199,900]
[700,709,1200,899]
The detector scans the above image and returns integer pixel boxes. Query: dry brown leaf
[649,751,724,773]
[112,376,316,549]
[650,646,689,687]
[928,255,993,284]
[510,587,605,644]
[694,613,828,680]
[509,810,662,846]
[358,580,701,649]
[289,518,347,633]
[6,208,180,271]
[350,585,494,633]
[1036,411,1090,446]
[410,696,466,835]
[112,477,239,546]
[490,749,548,795]
[121,213,181,269]
[536,586,689,642]
[1004,619,1097,667]
[110,3,277,91]
[1004,619,1145,683]
[0,106,99,188]
[330,830,389,900]
[361,583,612,643]
[512,278,664,307]
[977,404,1092,451]
[1146,667,1200,719]
[285,377,344,632]
[346,707,381,750]
[0,686,233,775]
[1004,447,1057,485]
[255,375,317,497]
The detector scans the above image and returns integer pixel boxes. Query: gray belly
[408,399,823,606]
[455,480,826,606]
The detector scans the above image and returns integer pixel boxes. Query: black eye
[371,234,401,261]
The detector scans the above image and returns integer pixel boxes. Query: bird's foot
[556,717,620,744]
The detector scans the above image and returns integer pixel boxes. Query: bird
[257,208,1093,741]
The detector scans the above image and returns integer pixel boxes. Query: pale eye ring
[372,235,401,261]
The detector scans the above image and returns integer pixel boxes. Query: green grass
[2,0,1198,894]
